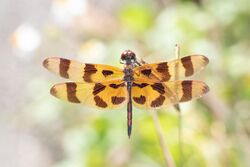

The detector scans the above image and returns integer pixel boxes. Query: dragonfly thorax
[123,68,134,82]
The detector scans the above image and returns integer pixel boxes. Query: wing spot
[66,83,80,103]
[202,56,209,65]
[132,82,149,88]
[156,62,170,81]
[133,95,146,104]
[43,59,49,68]
[93,83,106,95]
[141,69,151,77]
[180,81,192,102]
[151,83,165,94]
[151,95,165,107]
[59,58,70,78]
[202,85,209,94]
[94,95,108,108]
[102,70,114,77]
[181,56,194,76]
[83,64,97,82]
[110,83,125,89]
[111,96,126,105]
[50,86,57,96]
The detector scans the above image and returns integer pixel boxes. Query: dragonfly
[43,50,209,138]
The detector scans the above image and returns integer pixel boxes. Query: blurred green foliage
[119,4,153,34]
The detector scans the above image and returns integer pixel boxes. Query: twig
[174,44,183,167]
[150,110,176,167]
[178,111,183,167]
[174,44,181,112]
[139,48,177,167]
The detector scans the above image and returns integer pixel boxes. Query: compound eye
[130,53,136,60]
[121,54,126,60]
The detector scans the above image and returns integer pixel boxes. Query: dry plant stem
[175,44,183,167]
[178,112,183,167]
[174,44,181,112]
[140,48,177,167]
[150,110,176,167]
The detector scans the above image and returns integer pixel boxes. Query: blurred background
[1,0,250,167]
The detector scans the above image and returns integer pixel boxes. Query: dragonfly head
[120,50,136,65]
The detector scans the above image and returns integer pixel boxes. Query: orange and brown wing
[43,57,124,83]
[132,79,209,109]
[50,80,127,109]
[134,55,209,82]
